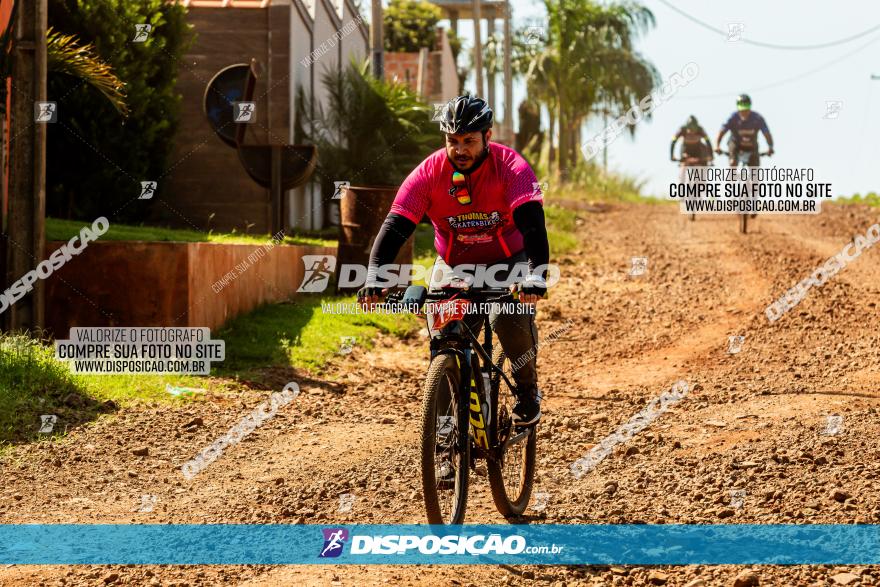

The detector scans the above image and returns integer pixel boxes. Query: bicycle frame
[421,289,521,462]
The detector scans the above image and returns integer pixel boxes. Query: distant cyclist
[357,95,548,427]
[715,94,774,165]
[670,115,713,163]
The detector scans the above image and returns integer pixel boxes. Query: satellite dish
[203,63,256,148]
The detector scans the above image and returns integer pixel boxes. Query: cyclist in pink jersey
[358,95,549,427]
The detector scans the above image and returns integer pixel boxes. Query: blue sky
[445,0,880,198]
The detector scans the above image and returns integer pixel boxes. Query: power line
[655,0,880,50]
[680,32,880,100]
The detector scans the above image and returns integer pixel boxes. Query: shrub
[46,0,192,222]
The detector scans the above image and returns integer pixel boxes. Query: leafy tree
[384,0,442,52]
[524,0,658,178]
[516,99,542,154]
[297,60,439,197]
[45,0,192,221]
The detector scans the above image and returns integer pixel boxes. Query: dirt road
[2,203,880,586]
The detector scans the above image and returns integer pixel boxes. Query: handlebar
[386,286,515,306]
[717,150,773,156]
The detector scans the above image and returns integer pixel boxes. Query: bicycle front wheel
[487,348,537,518]
[421,353,469,524]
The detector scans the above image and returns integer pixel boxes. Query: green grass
[0,333,214,445]
[838,192,880,207]
[544,204,579,255]
[215,297,417,374]
[46,217,337,247]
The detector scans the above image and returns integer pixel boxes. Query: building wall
[165,0,367,233]
[164,6,289,233]
[385,27,458,104]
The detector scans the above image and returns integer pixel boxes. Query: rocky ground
[2,202,879,586]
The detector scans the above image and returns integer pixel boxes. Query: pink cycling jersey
[390,142,542,265]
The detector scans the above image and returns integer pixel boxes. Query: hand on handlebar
[714,148,723,155]
[357,286,388,310]
[511,276,547,308]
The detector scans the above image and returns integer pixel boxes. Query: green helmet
[685,115,699,130]
[736,94,752,110]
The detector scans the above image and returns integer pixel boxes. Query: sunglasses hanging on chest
[450,171,472,205]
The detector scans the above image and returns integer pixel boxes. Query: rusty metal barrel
[337,185,414,293]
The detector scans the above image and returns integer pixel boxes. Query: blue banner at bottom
[1,524,878,565]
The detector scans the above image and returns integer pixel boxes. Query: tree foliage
[46,0,192,221]
[297,60,439,197]
[383,0,442,52]
[524,0,659,179]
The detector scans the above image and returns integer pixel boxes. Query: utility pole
[6,0,48,331]
[371,0,384,78]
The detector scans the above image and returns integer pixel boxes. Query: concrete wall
[44,240,337,336]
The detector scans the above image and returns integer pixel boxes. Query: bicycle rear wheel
[421,353,469,524]
[487,348,537,518]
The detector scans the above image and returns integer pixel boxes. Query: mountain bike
[673,154,713,222]
[720,149,772,234]
[388,285,537,524]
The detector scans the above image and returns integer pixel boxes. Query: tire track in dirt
[3,203,880,586]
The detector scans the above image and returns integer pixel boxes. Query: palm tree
[0,6,127,116]
[45,28,128,115]
[526,0,658,179]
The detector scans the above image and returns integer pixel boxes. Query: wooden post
[471,0,483,97]
[486,10,495,113]
[6,0,47,331]
[370,0,384,78]
[503,2,513,143]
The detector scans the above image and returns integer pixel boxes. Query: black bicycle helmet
[736,94,752,109]
[439,95,494,135]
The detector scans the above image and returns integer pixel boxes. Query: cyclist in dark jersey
[715,94,774,166]
[670,115,713,162]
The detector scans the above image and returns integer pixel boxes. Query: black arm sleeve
[366,213,417,286]
[512,201,550,279]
